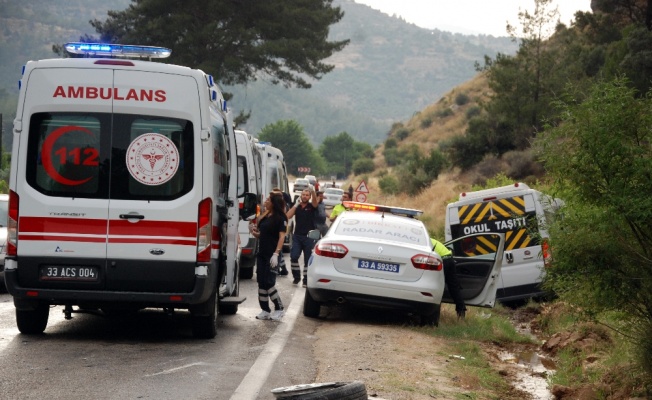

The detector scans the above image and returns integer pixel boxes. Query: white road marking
[229,286,304,400]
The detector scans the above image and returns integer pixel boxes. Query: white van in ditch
[445,183,563,303]
[255,142,293,251]
[5,43,256,338]
[235,130,262,279]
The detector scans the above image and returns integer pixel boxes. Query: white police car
[304,202,505,326]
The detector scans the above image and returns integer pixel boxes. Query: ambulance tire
[191,290,218,339]
[420,304,441,327]
[16,302,50,334]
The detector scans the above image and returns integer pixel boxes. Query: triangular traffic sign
[355,180,369,193]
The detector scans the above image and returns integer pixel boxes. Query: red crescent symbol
[41,125,95,186]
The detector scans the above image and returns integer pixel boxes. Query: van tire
[16,303,50,334]
[239,264,254,280]
[420,304,441,327]
[191,290,218,339]
[303,290,321,318]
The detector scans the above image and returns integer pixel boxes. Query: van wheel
[303,290,321,318]
[191,290,218,339]
[420,304,441,327]
[16,303,50,334]
[239,263,254,279]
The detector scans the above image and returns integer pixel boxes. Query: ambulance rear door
[105,69,203,293]
[16,66,113,287]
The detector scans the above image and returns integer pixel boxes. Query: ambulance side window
[212,122,228,200]
[26,112,108,198]
[237,156,248,197]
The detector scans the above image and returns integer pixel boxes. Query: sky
[354,0,593,37]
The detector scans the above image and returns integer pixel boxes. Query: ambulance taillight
[197,198,212,262]
[7,190,18,257]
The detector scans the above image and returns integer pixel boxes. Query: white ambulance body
[6,43,256,338]
[254,142,293,251]
[445,183,563,303]
[235,130,262,279]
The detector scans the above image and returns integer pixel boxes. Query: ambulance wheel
[420,304,441,327]
[16,302,50,334]
[191,290,218,339]
[303,289,321,318]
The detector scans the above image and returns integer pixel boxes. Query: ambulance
[445,183,563,303]
[254,141,293,251]
[235,129,262,279]
[5,43,257,338]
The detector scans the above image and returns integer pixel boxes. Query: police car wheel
[303,289,321,318]
[16,303,50,334]
[420,304,441,327]
[271,381,367,399]
[191,290,218,339]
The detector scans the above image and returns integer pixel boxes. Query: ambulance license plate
[40,266,99,281]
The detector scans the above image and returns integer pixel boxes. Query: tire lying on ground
[271,381,367,399]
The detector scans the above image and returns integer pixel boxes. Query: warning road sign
[355,180,369,193]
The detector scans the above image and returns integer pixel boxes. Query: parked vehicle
[255,142,293,252]
[0,193,8,288]
[293,178,310,198]
[304,175,317,187]
[235,130,262,279]
[322,188,343,208]
[5,42,256,338]
[445,183,563,303]
[304,201,504,326]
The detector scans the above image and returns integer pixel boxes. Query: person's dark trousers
[290,234,316,283]
[443,256,466,316]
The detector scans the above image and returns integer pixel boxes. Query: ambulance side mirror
[240,192,257,220]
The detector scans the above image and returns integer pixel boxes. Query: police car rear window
[27,112,194,200]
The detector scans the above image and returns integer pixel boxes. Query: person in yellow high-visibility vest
[431,238,466,319]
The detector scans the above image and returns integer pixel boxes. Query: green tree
[319,132,367,178]
[258,120,323,175]
[352,158,374,175]
[537,77,652,375]
[80,0,349,89]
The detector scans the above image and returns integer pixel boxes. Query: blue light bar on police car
[64,43,172,59]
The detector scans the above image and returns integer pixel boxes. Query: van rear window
[27,112,194,200]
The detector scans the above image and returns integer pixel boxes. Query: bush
[396,128,410,141]
[383,147,400,166]
[420,116,433,129]
[436,108,454,118]
[379,174,399,195]
[385,138,397,149]
[465,105,482,119]
[352,158,374,175]
[455,92,470,106]
[503,150,545,180]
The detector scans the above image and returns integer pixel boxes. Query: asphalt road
[0,255,320,400]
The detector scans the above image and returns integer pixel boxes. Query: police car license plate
[40,266,99,281]
[357,259,399,273]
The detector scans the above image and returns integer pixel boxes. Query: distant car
[322,188,344,208]
[0,193,8,287]
[303,201,505,326]
[304,175,317,187]
[293,178,310,194]
[322,182,340,189]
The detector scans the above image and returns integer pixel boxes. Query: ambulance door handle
[119,213,145,220]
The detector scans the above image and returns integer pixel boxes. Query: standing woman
[250,192,287,321]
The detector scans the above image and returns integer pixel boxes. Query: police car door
[105,69,202,292]
[441,233,505,308]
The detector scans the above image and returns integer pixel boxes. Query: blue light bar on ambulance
[64,42,172,59]
[342,201,423,218]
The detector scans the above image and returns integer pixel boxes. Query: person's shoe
[270,309,285,321]
[279,269,289,276]
[292,278,301,284]
[302,280,307,288]
[256,310,272,320]
[457,310,466,319]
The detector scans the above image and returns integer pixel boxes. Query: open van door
[441,232,505,308]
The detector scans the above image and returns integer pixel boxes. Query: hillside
[0,0,517,149]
